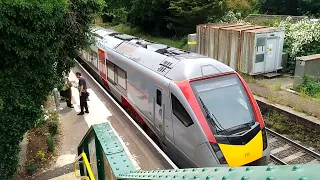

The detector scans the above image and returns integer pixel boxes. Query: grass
[297,75,320,100]
[239,73,256,83]
[273,83,282,91]
[97,23,187,50]
[264,110,320,151]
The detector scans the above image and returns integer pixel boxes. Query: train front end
[190,72,270,167]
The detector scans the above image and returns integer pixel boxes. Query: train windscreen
[191,74,256,136]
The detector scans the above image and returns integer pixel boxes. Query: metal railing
[73,152,96,180]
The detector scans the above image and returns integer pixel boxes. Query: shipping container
[196,23,285,75]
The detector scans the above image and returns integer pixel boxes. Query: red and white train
[77,26,270,168]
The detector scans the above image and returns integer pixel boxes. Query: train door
[98,48,106,80]
[154,86,165,138]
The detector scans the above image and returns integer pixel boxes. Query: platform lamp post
[53,87,60,111]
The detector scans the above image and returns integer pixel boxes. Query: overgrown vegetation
[257,0,320,17]
[102,0,260,37]
[23,109,61,177]
[264,110,320,151]
[274,18,320,74]
[0,0,103,179]
[298,75,320,99]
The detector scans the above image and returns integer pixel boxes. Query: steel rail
[270,154,288,165]
[267,127,320,164]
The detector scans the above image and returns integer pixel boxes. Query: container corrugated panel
[197,23,236,58]
[240,29,255,74]
[217,24,253,70]
[211,24,239,60]
[229,25,267,71]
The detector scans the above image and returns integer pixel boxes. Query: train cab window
[107,61,115,83]
[156,89,162,106]
[171,94,194,127]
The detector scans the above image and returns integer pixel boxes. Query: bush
[47,135,55,152]
[298,75,320,98]
[25,164,38,176]
[37,150,45,161]
[274,18,320,74]
[48,120,59,136]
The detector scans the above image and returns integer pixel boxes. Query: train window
[92,51,98,60]
[156,89,162,106]
[92,51,98,69]
[171,94,194,127]
[107,61,115,83]
[117,67,127,90]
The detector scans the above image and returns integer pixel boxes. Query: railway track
[267,128,320,165]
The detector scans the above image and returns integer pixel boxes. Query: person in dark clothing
[64,77,74,108]
[76,72,89,115]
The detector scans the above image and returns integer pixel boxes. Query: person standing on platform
[76,72,89,115]
[64,77,74,108]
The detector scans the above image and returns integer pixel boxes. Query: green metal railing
[77,122,320,179]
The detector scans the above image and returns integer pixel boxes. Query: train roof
[90,26,234,81]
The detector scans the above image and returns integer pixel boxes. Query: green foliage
[102,0,132,24]
[226,0,258,17]
[47,135,55,152]
[257,0,320,17]
[274,18,320,74]
[298,75,320,98]
[128,0,172,36]
[25,164,38,176]
[48,120,59,136]
[167,0,227,35]
[0,0,103,178]
[37,150,45,161]
[264,110,320,150]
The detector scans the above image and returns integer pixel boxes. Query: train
[77,26,270,168]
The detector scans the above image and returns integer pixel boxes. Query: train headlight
[210,143,227,164]
[262,128,268,150]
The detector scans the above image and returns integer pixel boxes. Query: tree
[226,0,257,16]
[102,0,132,24]
[257,0,320,17]
[257,0,300,15]
[167,0,227,36]
[128,0,173,36]
[0,0,103,179]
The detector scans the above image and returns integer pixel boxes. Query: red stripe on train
[121,96,146,126]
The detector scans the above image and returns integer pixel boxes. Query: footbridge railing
[75,122,319,179]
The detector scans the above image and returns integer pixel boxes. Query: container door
[265,36,279,72]
[154,87,165,137]
[98,48,107,80]
[254,36,266,74]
